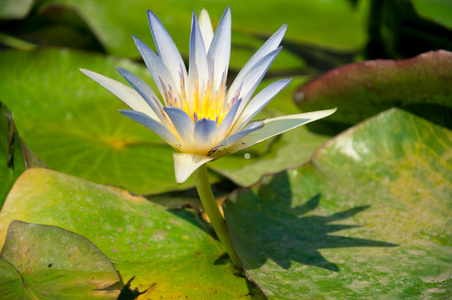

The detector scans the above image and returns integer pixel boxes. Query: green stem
[194,164,240,265]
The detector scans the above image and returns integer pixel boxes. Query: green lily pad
[224,109,452,299]
[411,0,452,29]
[0,48,224,194]
[294,50,452,125]
[40,0,366,61]
[0,220,121,299]
[0,168,264,299]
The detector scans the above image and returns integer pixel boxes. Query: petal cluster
[81,7,335,183]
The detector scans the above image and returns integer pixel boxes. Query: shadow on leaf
[225,171,397,272]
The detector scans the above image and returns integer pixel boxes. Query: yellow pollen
[170,67,232,126]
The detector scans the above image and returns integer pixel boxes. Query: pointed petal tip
[79,68,94,76]
[221,6,231,20]
[323,107,337,115]
[132,35,145,45]
[147,9,156,18]
[283,77,293,85]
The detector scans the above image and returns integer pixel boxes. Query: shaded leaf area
[224,109,452,299]
[364,0,452,60]
[0,48,225,194]
[294,50,452,125]
[0,220,120,299]
[0,169,264,299]
[0,0,102,51]
[0,103,25,208]
[0,103,43,208]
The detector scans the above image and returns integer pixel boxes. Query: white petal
[147,10,188,92]
[163,107,195,149]
[173,152,213,183]
[133,36,179,105]
[115,67,168,125]
[193,118,218,153]
[225,108,337,155]
[188,10,209,103]
[228,24,287,99]
[230,47,282,118]
[215,99,242,142]
[208,121,263,157]
[119,109,180,149]
[198,9,214,51]
[231,78,292,133]
[207,7,231,91]
[80,68,159,121]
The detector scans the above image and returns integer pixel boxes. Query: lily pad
[0,168,264,299]
[40,0,366,61]
[224,109,452,298]
[0,220,121,299]
[0,48,224,194]
[294,50,452,125]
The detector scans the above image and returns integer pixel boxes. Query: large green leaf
[224,109,452,299]
[0,168,264,299]
[0,48,224,194]
[40,0,366,60]
[0,220,121,299]
[294,50,452,125]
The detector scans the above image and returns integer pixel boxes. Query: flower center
[162,65,241,127]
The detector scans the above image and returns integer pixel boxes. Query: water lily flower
[81,7,335,184]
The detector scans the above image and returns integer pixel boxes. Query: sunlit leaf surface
[0,169,264,299]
